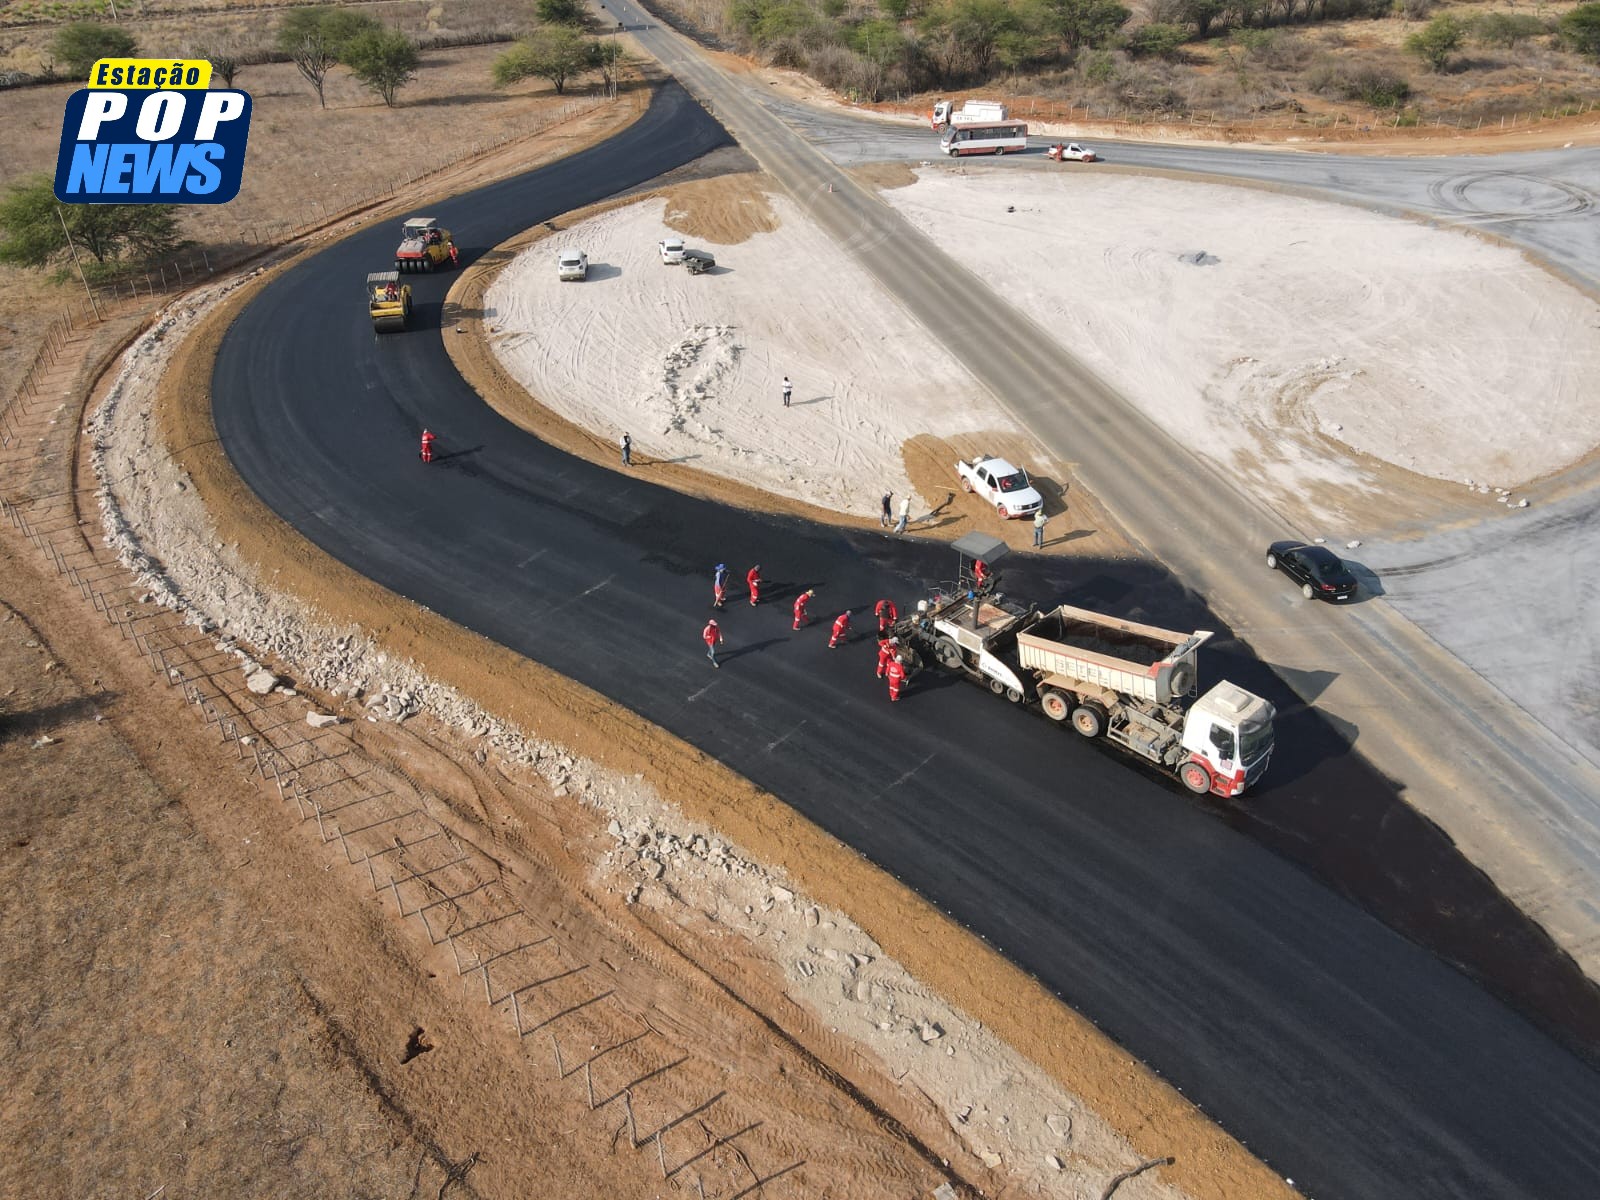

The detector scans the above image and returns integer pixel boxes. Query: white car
[658,236,685,265]
[557,248,588,281]
[956,455,1044,519]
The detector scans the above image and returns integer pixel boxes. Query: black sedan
[1266,541,1358,601]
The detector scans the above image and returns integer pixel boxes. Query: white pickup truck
[1048,142,1098,162]
[658,236,685,265]
[957,455,1044,519]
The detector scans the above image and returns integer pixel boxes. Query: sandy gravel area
[484,165,1600,536]
[486,188,1017,520]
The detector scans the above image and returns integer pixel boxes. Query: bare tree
[289,32,337,107]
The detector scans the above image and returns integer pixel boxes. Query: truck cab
[1179,683,1275,797]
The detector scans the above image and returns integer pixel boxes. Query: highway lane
[606,0,1600,995]
[213,83,1600,1198]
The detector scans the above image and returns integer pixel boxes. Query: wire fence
[1011,94,1600,133]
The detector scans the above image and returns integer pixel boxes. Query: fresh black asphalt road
[213,85,1600,1198]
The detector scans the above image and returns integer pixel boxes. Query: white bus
[939,119,1028,157]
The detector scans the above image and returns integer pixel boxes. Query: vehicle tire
[988,678,1005,696]
[961,478,974,493]
[1179,761,1212,794]
[948,147,959,158]
[1071,704,1106,738]
[1040,689,1072,722]
[1005,686,1023,703]
[933,637,963,671]
[996,502,1009,519]
[993,146,1005,156]
[1302,582,1315,600]
[1265,552,1277,569]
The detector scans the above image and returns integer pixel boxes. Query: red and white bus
[939,119,1028,157]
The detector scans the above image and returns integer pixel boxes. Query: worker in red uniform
[792,588,815,630]
[828,610,851,648]
[874,598,898,634]
[702,618,723,668]
[747,564,762,607]
[448,240,460,266]
[886,656,908,702]
[973,558,990,590]
[419,429,437,463]
[876,636,899,679]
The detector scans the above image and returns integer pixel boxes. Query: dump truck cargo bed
[1016,603,1211,706]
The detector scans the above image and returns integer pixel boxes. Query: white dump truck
[896,534,1275,797]
[931,99,1009,128]
[1017,604,1274,796]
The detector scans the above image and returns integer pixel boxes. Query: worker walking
[419,429,437,463]
[895,495,910,534]
[782,376,793,407]
[876,635,899,679]
[874,598,898,634]
[747,564,762,606]
[713,563,729,609]
[702,618,723,668]
[621,432,632,467]
[793,588,815,630]
[886,656,908,702]
[1033,509,1047,548]
[828,611,851,648]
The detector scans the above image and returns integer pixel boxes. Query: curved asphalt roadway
[213,86,1600,1198]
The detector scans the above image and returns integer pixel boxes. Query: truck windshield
[996,471,1028,493]
[1239,715,1273,762]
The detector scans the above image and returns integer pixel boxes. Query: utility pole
[55,206,102,321]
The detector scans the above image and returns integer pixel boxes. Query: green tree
[1404,12,1463,71]
[940,0,1021,75]
[879,0,913,18]
[1559,2,1600,61]
[1470,12,1544,49]
[197,42,242,88]
[536,0,588,24]
[276,7,382,106]
[0,175,181,270]
[1125,21,1188,58]
[1182,0,1223,37]
[586,37,624,97]
[1029,0,1130,52]
[52,21,137,77]
[343,27,420,105]
[492,26,591,93]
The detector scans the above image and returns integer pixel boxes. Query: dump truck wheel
[933,637,963,671]
[1041,690,1071,721]
[1179,761,1212,794]
[1071,704,1105,738]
